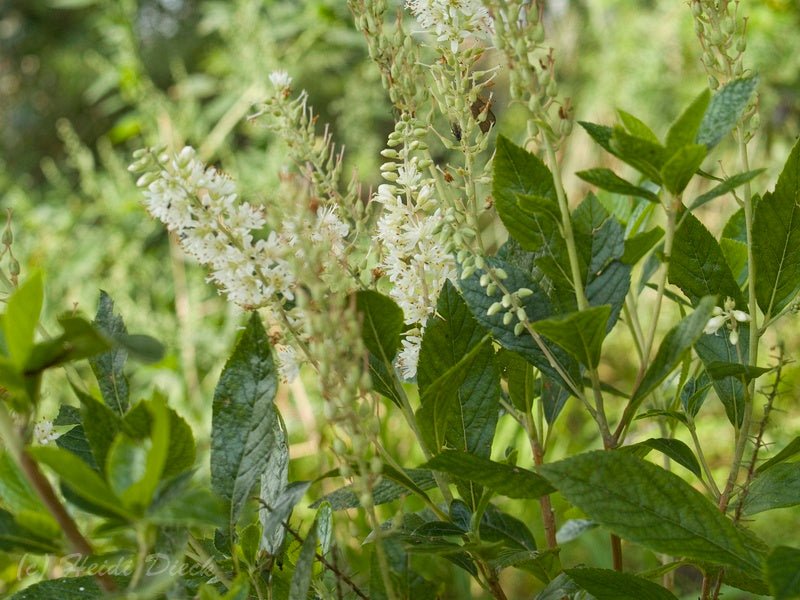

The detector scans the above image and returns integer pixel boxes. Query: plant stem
[0,403,117,593]
[642,199,677,366]
[528,426,558,550]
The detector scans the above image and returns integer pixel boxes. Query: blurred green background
[1,0,799,597]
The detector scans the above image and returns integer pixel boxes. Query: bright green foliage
[622,227,664,264]
[0,509,59,554]
[757,436,800,474]
[660,143,707,194]
[752,137,800,318]
[743,463,800,515]
[540,451,763,571]
[3,271,43,368]
[312,469,437,510]
[766,546,800,599]
[665,89,710,153]
[531,306,611,369]
[564,567,679,599]
[211,312,281,527]
[423,450,554,500]
[0,453,59,538]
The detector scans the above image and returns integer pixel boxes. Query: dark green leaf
[696,76,758,149]
[669,212,744,307]
[573,193,625,279]
[423,450,554,500]
[609,127,666,183]
[586,261,631,333]
[25,317,111,373]
[8,576,127,599]
[666,89,711,153]
[54,405,98,471]
[623,438,702,478]
[539,451,761,570]
[289,521,317,600]
[496,349,536,413]
[766,546,800,599]
[576,168,659,202]
[531,306,611,368]
[566,567,678,599]
[356,290,404,362]
[259,411,288,554]
[623,227,664,265]
[680,372,713,418]
[418,281,499,460]
[660,144,706,195]
[705,361,770,382]
[0,508,60,553]
[743,463,800,515]
[89,291,130,414]
[695,329,748,426]
[211,312,280,526]
[70,385,121,472]
[260,481,311,547]
[368,355,403,407]
[753,137,800,317]
[721,238,748,287]
[480,503,537,551]
[579,121,615,155]
[311,469,437,511]
[534,572,582,600]
[689,169,764,211]
[108,332,164,364]
[627,297,716,414]
[4,271,43,368]
[757,437,800,474]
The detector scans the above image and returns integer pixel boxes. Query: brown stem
[610,535,623,571]
[532,439,558,550]
[19,451,117,593]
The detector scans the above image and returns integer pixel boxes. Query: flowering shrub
[2,1,800,599]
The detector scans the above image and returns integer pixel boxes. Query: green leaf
[27,445,130,519]
[259,410,289,554]
[0,508,60,553]
[753,137,800,317]
[109,332,164,364]
[423,450,555,500]
[418,281,499,460]
[743,463,800,515]
[721,238,748,287]
[609,127,666,183]
[555,519,597,545]
[356,290,404,362]
[54,405,98,470]
[573,193,625,279]
[627,297,716,413]
[25,316,112,373]
[260,481,310,547]
[579,121,615,155]
[0,453,59,538]
[766,546,800,599]
[4,271,44,367]
[666,89,711,153]
[289,521,317,600]
[623,438,702,478]
[617,109,660,144]
[147,486,226,527]
[89,291,130,414]
[493,136,558,248]
[480,504,537,551]
[539,451,761,571]
[669,211,745,307]
[564,567,679,600]
[689,169,765,211]
[70,385,121,473]
[311,469,437,511]
[8,576,127,599]
[680,372,713,418]
[704,361,770,383]
[696,76,758,149]
[660,144,707,195]
[415,336,492,453]
[576,168,659,202]
[757,436,800,474]
[695,329,748,426]
[211,312,280,526]
[622,227,664,265]
[586,261,631,333]
[531,306,611,368]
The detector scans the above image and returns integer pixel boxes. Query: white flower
[704,297,751,345]
[396,334,423,380]
[269,70,292,89]
[406,0,493,52]
[277,345,301,383]
[33,420,59,446]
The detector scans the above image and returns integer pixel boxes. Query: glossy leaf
[539,451,761,570]
[696,76,758,149]
[211,312,280,526]
[576,168,659,202]
[423,450,554,500]
[752,137,800,318]
[623,438,702,478]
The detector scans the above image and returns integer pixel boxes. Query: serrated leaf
[565,567,679,600]
[661,144,707,195]
[696,76,758,148]
[753,137,800,318]
[27,446,130,519]
[211,312,280,526]
[4,271,43,368]
[666,89,711,153]
[539,451,762,571]
[259,412,288,554]
[423,450,554,499]
[418,281,499,461]
[766,546,800,599]
[609,127,666,183]
[576,168,659,202]
[579,121,615,154]
[356,290,404,362]
[743,463,800,515]
[757,436,800,474]
[669,211,745,307]
[626,297,716,415]
[623,438,702,478]
[531,306,611,368]
[623,227,664,265]
[689,169,764,211]
[89,291,130,414]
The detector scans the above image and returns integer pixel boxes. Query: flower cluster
[375,117,456,378]
[33,420,60,446]
[704,296,751,345]
[405,0,493,52]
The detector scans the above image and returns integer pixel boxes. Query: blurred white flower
[406,0,493,52]
[33,420,59,446]
[269,70,292,89]
[277,345,301,383]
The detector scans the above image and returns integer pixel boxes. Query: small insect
[443,170,454,183]
[450,96,497,141]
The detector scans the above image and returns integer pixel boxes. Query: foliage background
[1,0,799,597]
